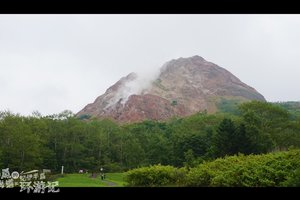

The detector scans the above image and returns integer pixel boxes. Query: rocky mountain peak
[77,56,265,123]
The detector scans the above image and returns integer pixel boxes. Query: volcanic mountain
[77,56,265,123]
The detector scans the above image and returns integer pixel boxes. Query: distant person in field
[100,167,105,180]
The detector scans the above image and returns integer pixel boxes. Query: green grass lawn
[105,173,126,186]
[56,173,126,187]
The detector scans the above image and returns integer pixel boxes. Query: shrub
[125,165,186,187]
[171,100,177,106]
[185,149,300,187]
[281,167,300,187]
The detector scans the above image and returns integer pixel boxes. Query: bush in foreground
[125,149,300,187]
[125,165,186,186]
[185,149,300,186]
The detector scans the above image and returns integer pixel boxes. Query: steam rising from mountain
[105,68,161,108]
[77,56,266,123]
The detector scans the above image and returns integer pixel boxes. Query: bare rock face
[77,56,265,123]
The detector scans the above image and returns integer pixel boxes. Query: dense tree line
[0,101,300,173]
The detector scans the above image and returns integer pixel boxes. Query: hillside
[77,56,265,123]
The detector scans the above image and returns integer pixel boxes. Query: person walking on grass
[100,167,105,180]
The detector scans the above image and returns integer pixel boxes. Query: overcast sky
[1,14,300,116]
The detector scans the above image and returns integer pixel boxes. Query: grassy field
[105,173,126,186]
[56,173,126,187]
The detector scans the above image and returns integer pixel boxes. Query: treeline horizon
[0,100,300,173]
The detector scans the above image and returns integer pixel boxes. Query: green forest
[0,101,300,186]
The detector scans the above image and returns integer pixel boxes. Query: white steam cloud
[106,67,161,108]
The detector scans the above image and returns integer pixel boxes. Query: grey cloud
[0,14,299,115]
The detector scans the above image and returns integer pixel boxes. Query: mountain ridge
[77,56,265,123]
